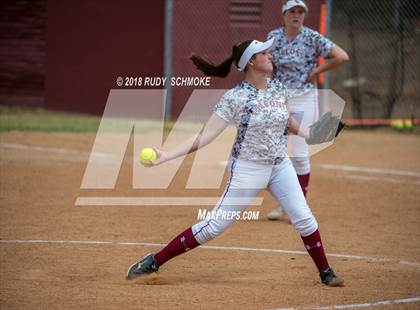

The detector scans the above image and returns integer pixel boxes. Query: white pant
[288,90,319,175]
[192,157,318,244]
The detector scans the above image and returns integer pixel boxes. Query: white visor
[237,38,275,71]
[282,0,308,14]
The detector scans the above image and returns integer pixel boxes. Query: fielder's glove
[305,112,345,145]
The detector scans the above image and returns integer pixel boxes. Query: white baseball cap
[282,0,308,14]
[237,38,275,71]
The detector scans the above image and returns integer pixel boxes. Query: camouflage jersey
[214,79,289,165]
[267,26,335,96]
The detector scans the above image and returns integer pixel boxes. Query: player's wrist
[163,151,176,162]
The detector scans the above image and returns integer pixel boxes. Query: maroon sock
[154,227,200,267]
[297,173,310,197]
[301,229,330,272]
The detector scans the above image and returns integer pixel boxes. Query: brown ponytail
[190,40,254,78]
[190,54,234,78]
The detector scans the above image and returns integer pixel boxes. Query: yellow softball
[390,119,404,131]
[404,120,413,130]
[139,148,157,164]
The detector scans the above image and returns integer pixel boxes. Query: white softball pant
[192,157,318,244]
[288,89,319,175]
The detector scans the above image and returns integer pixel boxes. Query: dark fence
[329,0,420,119]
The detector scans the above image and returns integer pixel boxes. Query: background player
[266,0,349,220]
[126,38,344,287]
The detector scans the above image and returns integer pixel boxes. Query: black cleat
[126,253,159,280]
[320,267,344,287]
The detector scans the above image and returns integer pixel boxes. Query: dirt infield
[0,130,419,309]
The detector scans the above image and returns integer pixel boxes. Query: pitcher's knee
[294,216,318,237]
[192,219,231,244]
[290,157,311,175]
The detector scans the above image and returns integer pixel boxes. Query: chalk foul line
[1,143,419,179]
[0,239,418,268]
[267,296,420,310]
[1,239,419,310]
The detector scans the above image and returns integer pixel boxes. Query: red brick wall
[0,0,322,116]
[45,0,165,114]
[0,0,47,106]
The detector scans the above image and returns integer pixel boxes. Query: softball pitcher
[126,38,344,287]
[267,0,349,220]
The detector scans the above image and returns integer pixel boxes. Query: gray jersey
[267,26,335,94]
[214,79,289,165]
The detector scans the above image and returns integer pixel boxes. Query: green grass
[0,106,202,133]
[3,105,416,135]
[0,106,101,132]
